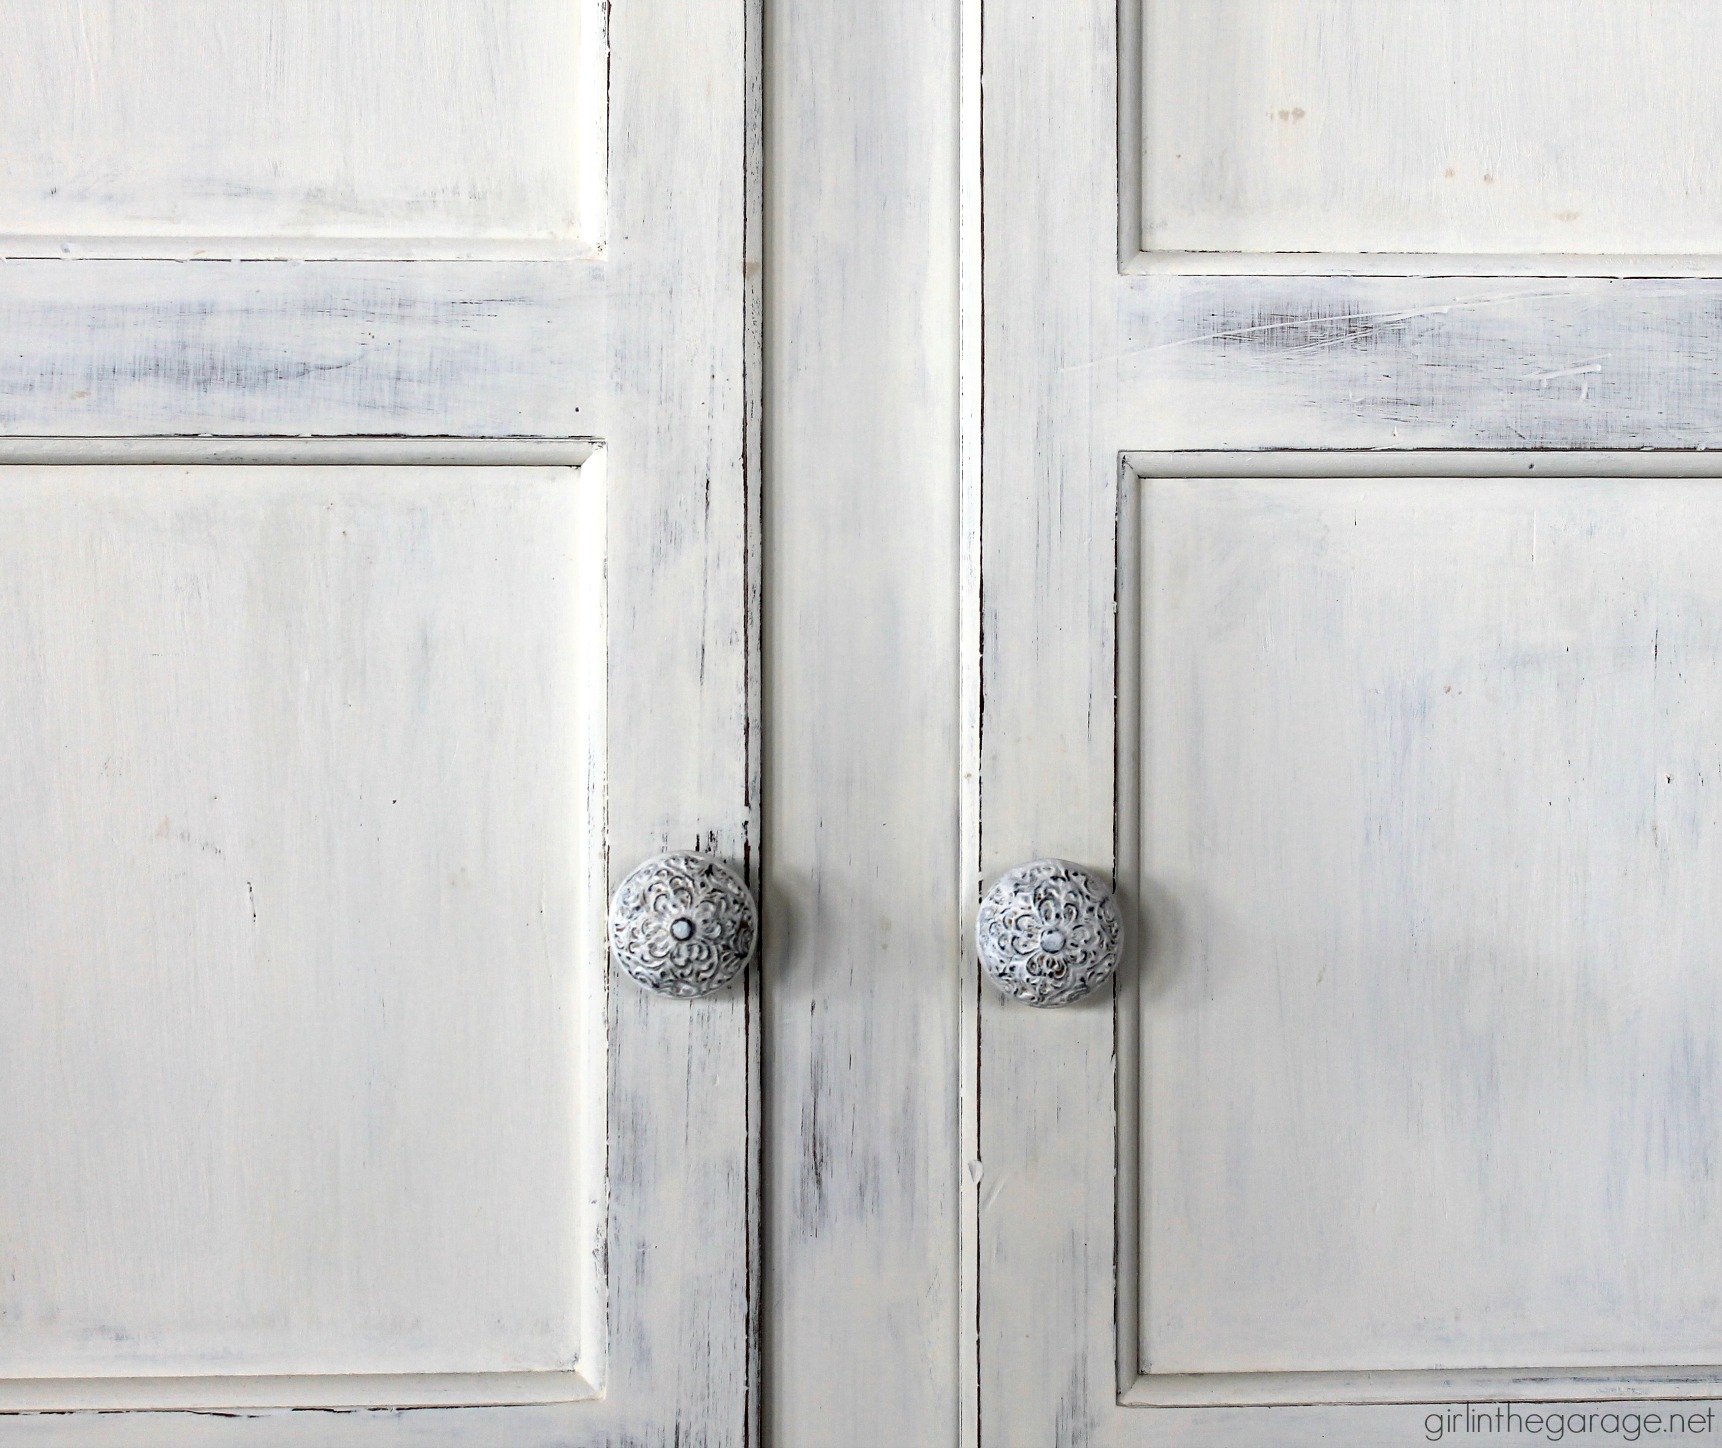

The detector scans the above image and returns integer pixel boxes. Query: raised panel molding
[0,463,607,1412]
[1118,452,1722,1408]
[0,0,607,253]
[1126,0,1722,272]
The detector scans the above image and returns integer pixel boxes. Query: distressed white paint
[1114,277,1722,451]
[0,0,759,1438]
[1129,468,1722,1398]
[0,439,594,467]
[982,0,1722,1444]
[957,0,984,1438]
[0,465,604,1406]
[1137,0,1722,261]
[763,0,964,1440]
[0,260,608,439]
[0,0,605,248]
[976,0,1122,1439]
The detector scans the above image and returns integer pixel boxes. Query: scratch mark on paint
[1519,359,1606,385]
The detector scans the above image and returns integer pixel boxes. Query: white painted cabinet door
[980,4,1722,1445]
[0,4,757,1446]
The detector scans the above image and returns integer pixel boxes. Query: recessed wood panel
[1136,475,1722,1377]
[0,467,603,1388]
[1139,0,1722,257]
[0,1,598,242]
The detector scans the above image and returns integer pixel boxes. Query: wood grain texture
[1136,0,1722,260]
[0,0,760,1438]
[0,260,607,439]
[763,0,963,1439]
[977,0,1122,1441]
[0,466,604,1407]
[1115,277,1722,451]
[982,0,1722,1440]
[0,0,604,247]
[594,0,762,1437]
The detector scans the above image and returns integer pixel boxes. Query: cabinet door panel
[0,0,757,1440]
[0,467,602,1406]
[980,1,1722,1443]
[0,0,603,246]
[1125,468,1722,1403]
[1138,0,1722,259]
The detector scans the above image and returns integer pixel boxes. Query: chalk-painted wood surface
[982,1,1722,1445]
[0,0,605,249]
[38,0,1722,1442]
[763,0,964,1440]
[0,466,605,1407]
[0,0,758,1441]
[0,261,607,438]
[1135,0,1722,261]
[1112,277,1722,449]
[1124,462,1722,1405]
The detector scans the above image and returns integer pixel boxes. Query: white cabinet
[0,3,754,1444]
[9,3,1722,1446]
[981,1,1722,1443]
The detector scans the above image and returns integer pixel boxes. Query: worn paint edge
[577,452,613,1401]
[1125,251,1722,278]
[742,0,765,1435]
[0,238,605,262]
[1115,0,1143,270]
[0,1370,596,1415]
[1113,459,1142,1404]
[579,0,613,252]
[1125,450,1722,478]
[1122,1365,1722,1409]
[958,0,985,1441]
[0,437,598,466]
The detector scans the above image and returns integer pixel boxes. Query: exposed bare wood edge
[0,238,604,262]
[1125,451,1722,479]
[579,0,612,252]
[1114,0,1143,269]
[1112,461,1142,1400]
[740,0,764,1438]
[1122,1366,1722,1409]
[1124,252,1722,279]
[957,0,984,1441]
[575,454,612,1401]
[0,438,597,467]
[0,1369,597,1414]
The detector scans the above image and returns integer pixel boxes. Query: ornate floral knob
[976,859,1123,1007]
[608,852,759,998]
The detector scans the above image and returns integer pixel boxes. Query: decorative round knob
[976,859,1123,1007]
[608,852,758,998]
